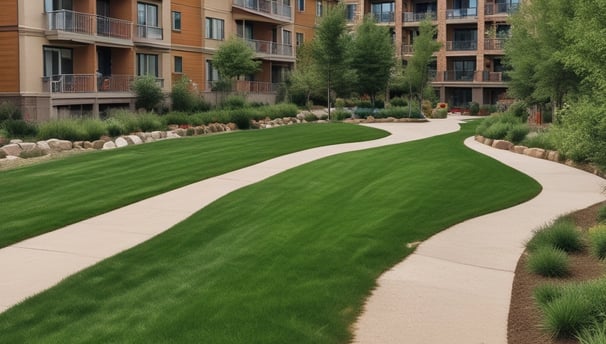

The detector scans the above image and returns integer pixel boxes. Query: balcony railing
[244,39,294,57]
[46,10,132,40]
[205,80,279,94]
[446,8,477,19]
[403,11,437,22]
[402,44,414,54]
[485,3,519,15]
[485,38,506,50]
[233,0,292,20]
[443,70,475,81]
[372,11,394,23]
[43,74,95,93]
[446,40,477,51]
[481,71,509,82]
[136,24,163,40]
[98,75,135,92]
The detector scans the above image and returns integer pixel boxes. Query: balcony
[233,0,292,21]
[402,44,414,55]
[443,70,475,81]
[205,80,279,94]
[481,71,508,82]
[42,74,141,93]
[446,8,478,19]
[372,11,395,23]
[485,3,519,15]
[485,38,506,51]
[403,11,437,23]
[244,39,293,58]
[136,24,163,40]
[45,10,132,42]
[446,40,477,51]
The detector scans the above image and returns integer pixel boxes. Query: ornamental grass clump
[577,321,606,344]
[527,246,570,277]
[588,225,606,260]
[534,283,564,307]
[598,206,606,223]
[526,219,584,253]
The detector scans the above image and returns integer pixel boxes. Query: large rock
[10,139,23,144]
[524,147,546,159]
[166,131,180,139]
[82,141,94,149]
[72,141,83,149]
[18,142,36,152]
[484,138,493,147]
[151,131,162,140]
[547,150,560,162]
[475,135,485,144]
[0,136,8,146]
[513,145,527,154]
[0,150,6,159]
[92,140,106,150]
[47,139,72,151]
[1,143,22,157]
[115,137,129,148]
[492,140,513,151]
[102,141,117,150]
[127,135,143,145]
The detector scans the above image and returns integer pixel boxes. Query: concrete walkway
[353,136,606,343]
[0,119,462,313]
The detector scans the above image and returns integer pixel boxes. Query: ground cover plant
[0,122,541,343]
[526,218,585,253]
[0,124,388,248]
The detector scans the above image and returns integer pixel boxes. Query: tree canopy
[212,37,261,80]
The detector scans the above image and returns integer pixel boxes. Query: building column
[394,0,403,58]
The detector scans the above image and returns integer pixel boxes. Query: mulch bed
[508,201,606,344]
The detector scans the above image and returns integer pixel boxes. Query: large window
[172,11,181,31]
[43,46,73,76]
[136,53,159,77]
[346,4,357,21]
[371,2,395,22]
[236,20,254,40]
[453,60,476,80]
[297,0,305,11]
[137,2,162,39]
[452,29,477,50]
[205,17,224,40]
[453,0,477,9]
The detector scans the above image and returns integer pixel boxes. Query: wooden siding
[0,31,19,92]
[172,1,203,47]
[171,50,205,87]
[0,0,18,26]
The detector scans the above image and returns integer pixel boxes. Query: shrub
[374,99,385,109]
[421,100,433,118]
[132,75,164,111]
[577,321,606,344]
[193,110,231,125]
[222,95,247,109]
[469,101,480,116]
[162,112,190,126]
[105,119,126,137]
[137,113,165,132]
[229,109,251,130]
[542,292,592,338]
[0,102,21,122]
[3,120,38,138]
[192,97,212,112]
[506,123,530,143]
[37,120,84,141]
[303,113,318,122]
[483,122,510,140]
[335,98,345,109]
[433,108,448,119]
[171,76,197,112]
[521,130,558,151]
[598,206,606,223]
[263,103,299,119]
[332,109,351,121]
[356,100,373,109]
[588,225,606,260]
[527,246,570,277]
[354,108,375,119]
[534,283,564,307]
[526,219,584,253]
[81,119,107,140]
[108,110,139,133]
[377,107,422,119]
[390,97,407,107]
[508,100,529,121]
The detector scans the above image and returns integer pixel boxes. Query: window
[371,2,395,22]
[297,0,305,11]
[453,0,477,9]
[172,11,181,31]
[205,17,224,40]
[45,0,73,12]
[236,20,254,40]
[296,32,304,46]
[174,56,183,73]
[283,30,292,46]
[206,60,220,83]
[43,46,73,76]
[346,4,357,21]
[137,2,162,39]
[137,53,159,77]
[316,1,323,17]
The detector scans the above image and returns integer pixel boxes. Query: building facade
[343,0,518,106]
[0,0,332,121]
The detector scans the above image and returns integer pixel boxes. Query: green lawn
[0,122,541,343]
[0,123,388,248]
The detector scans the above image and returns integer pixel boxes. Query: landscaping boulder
[547,150,560,162]
[475,135,485,144]
[1,143,22,157]
[0,150,6,159]
[18,142,36,152]
[513,145,527,154]
[0,136,8,146]
[47,139,72,151]
[524,148,546,159]
[366,116,375,123]
[102,141,117,150]
[92,140,106,150]
[115,137,129,148]
[6,155,21,161]
[166,131,180,139]
[72,141,83,149]
[82,141,94,149]
[151,131,162,140]
[492,140,513,151]
[10,139,23,144]
[484,138,493,146]
[128,135,143,145]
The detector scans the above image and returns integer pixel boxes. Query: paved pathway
[0,119,461,313]
[353,136,606,343]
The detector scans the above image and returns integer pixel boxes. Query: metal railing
[446,40,477,51]
[244,39,293,57]
[98,75,135,92]
[443,70,476,81]
[46,10,132,40]
[205,80,279,94]
[403,11,437,22]
[233,0,292,20]
[485,3,519,15]
[136,24,163,40]
[446,8,478,19]
[485,38,506,50]
[481,71,509,82]
[43,74,96,93]
[401,44,414,54]
[372,11,394,23]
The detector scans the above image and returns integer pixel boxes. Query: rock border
[474,135,605,178]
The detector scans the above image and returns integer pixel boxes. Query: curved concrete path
[0,119,461,313]
[353,136,606,343]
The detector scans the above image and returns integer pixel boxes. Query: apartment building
[0,0,330,121]
[343,0,518,107]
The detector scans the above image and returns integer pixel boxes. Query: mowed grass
[0,123,388,248]
[0,122,541,343]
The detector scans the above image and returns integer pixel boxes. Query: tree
[403,20,441,116]
[212,37,261,83]
[131,74,164,111]
[171,76,196,112]
[312,3,353,119]
[351,16,395,106]
[288,42,323,107]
